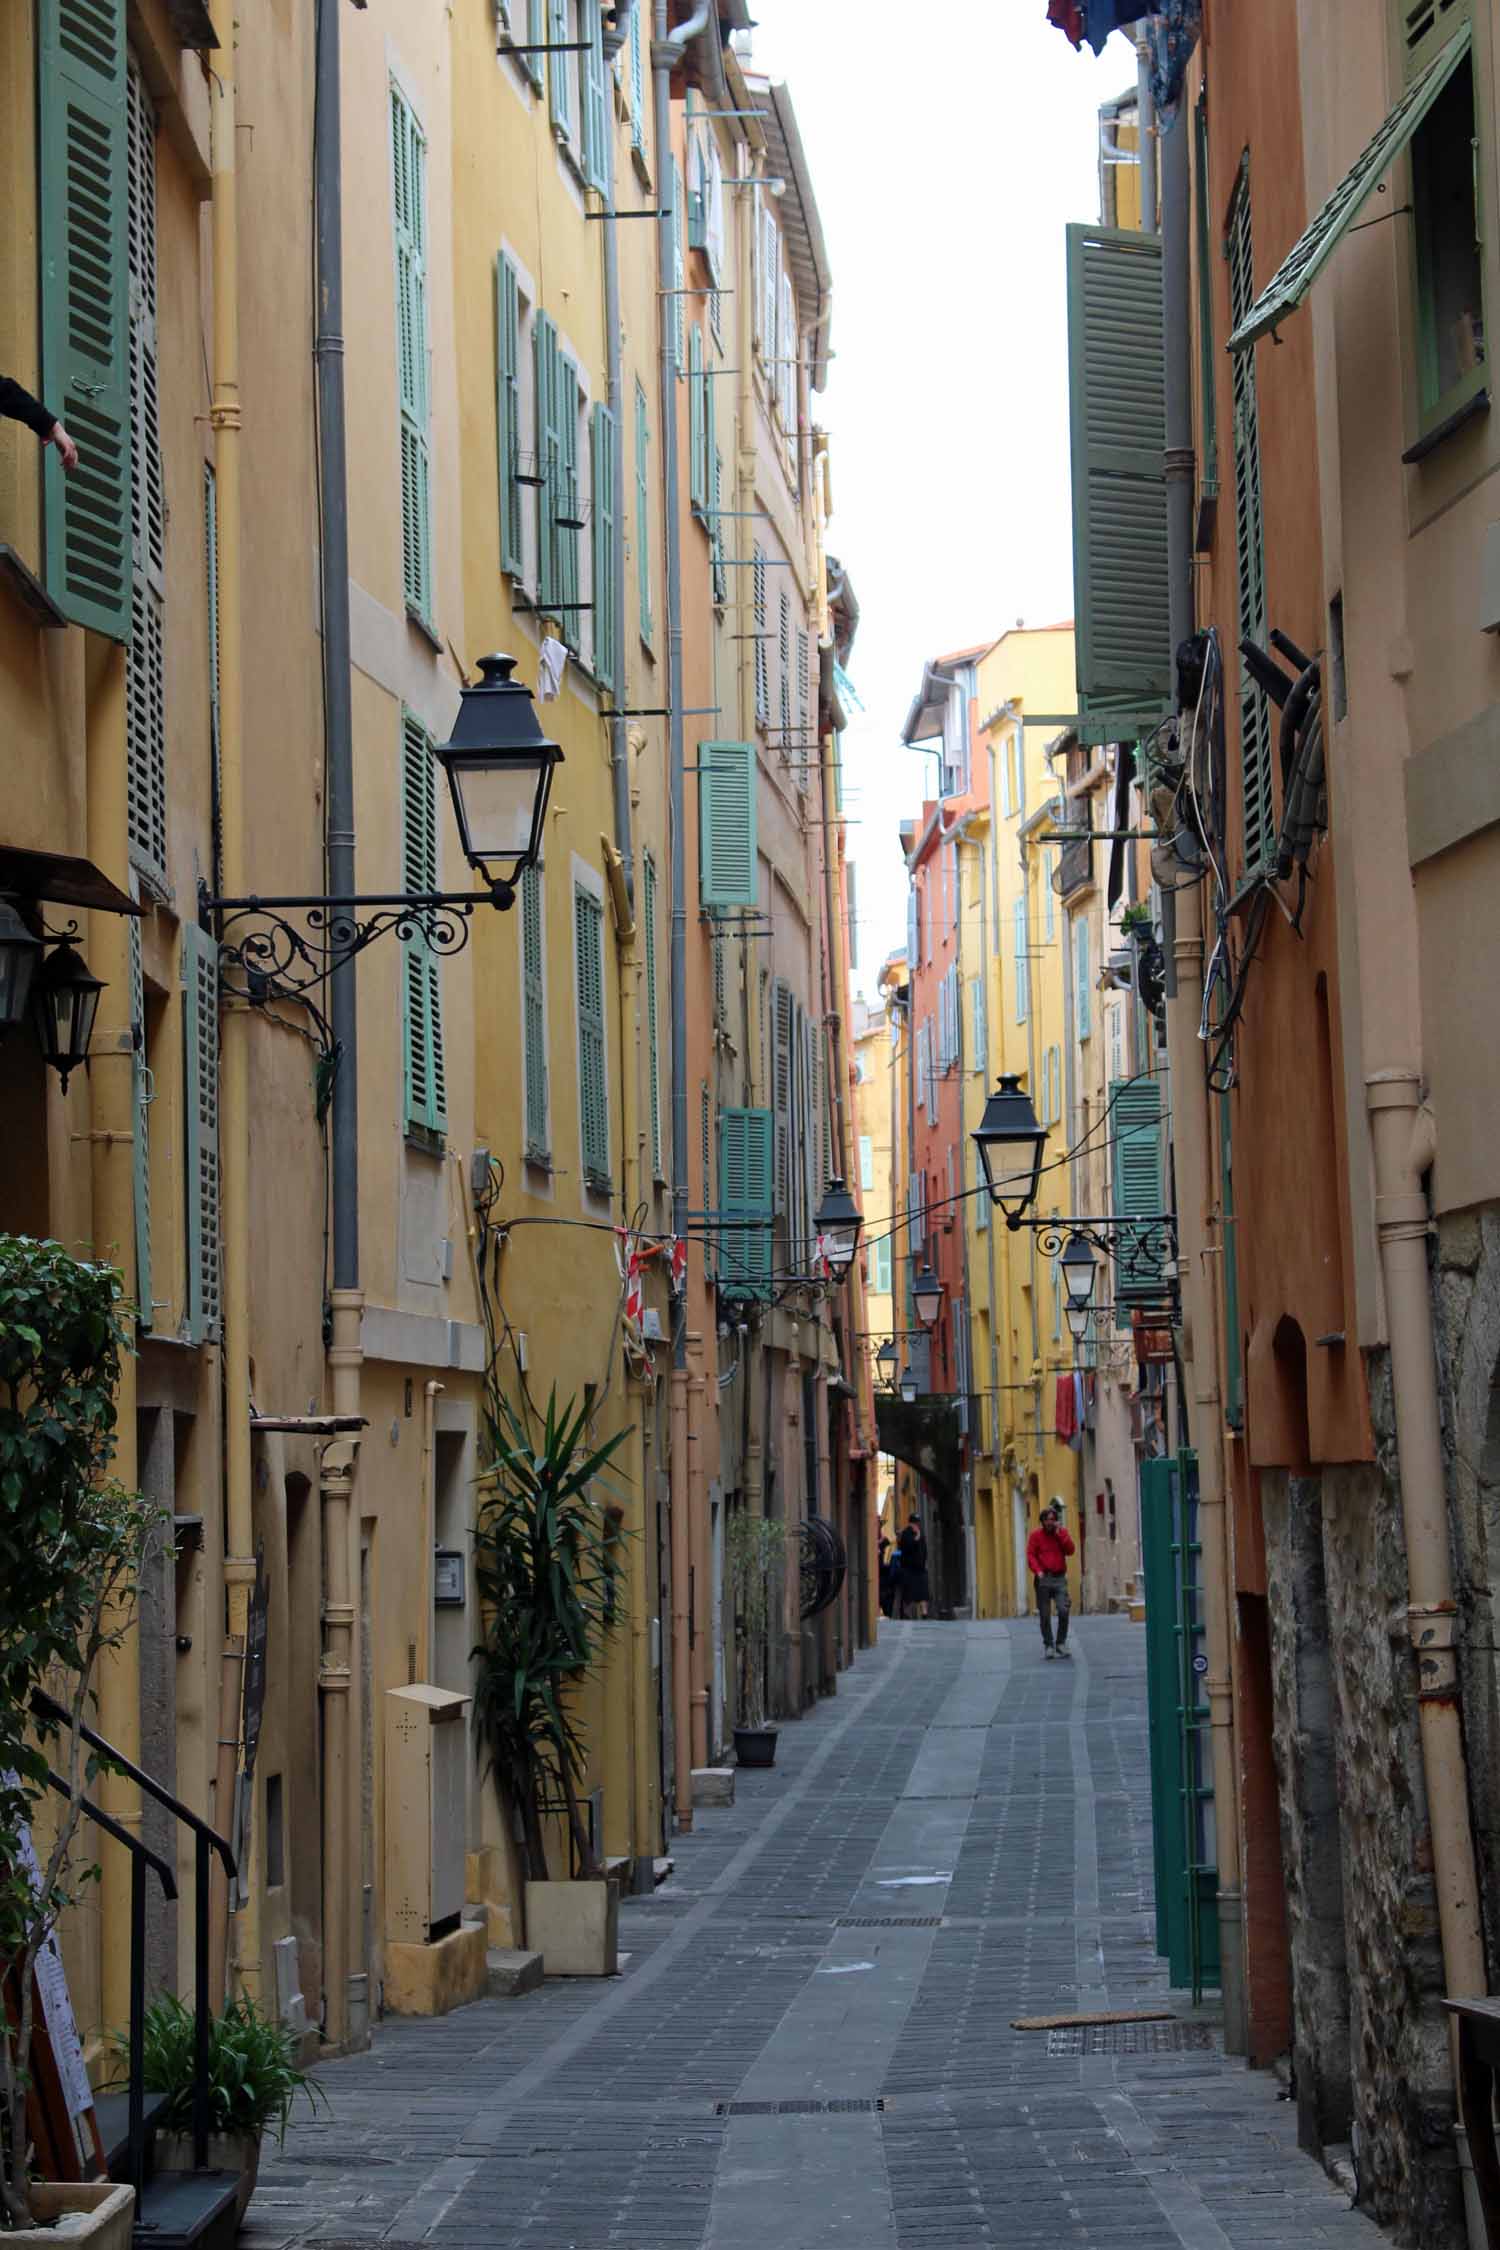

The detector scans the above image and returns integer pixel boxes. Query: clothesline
[1044,2,1202,130]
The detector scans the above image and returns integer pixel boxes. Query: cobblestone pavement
[249,1619,1386,2250]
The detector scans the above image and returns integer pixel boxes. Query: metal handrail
[34,1692,236,2183]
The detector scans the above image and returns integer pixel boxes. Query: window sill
[0,544,66,629]
[405,1125,446,1160]
[630,144,653,192]
[406,602,442,653]
[524,1150,553,1175]
[1403,385,1489,465]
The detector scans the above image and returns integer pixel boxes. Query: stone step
[486,1946,544,1998]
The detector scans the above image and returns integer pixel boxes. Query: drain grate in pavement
[1046,2020,1216,2056]
[837,1914,943,1928]
[715,2097,885,2115]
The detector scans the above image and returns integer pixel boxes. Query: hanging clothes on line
[1046,0,1088,47]
[1144,0,1202,129]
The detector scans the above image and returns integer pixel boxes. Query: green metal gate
[1140,1450,1219,1997]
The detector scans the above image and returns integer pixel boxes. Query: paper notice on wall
[8,1791,96,2124]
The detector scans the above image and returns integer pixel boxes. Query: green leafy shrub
[111,1993,326,2147]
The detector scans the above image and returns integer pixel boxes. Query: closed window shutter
[1076,916,1091,1038]
[496,254,524,577]
[701,1085,714,1279]
[772,979,793,1226]
[1111,1074,1165,1323]
[128,912,151,1330]
[671,159,685,375]
[699,739,757,911]
[859,1135,874,1192]
[581,0,609,191]
[521,863,549,1159]
[753,546,768,724]
[548,0,572,134]
[759,207,777,359]
[779,274,796,429]
[39,0,131,638]
[125,60,166,893]
[634,380,652,644]
[401,713,447,1136]
[1227,169,1275,877]
[392,85,432,625]
[559,361,580,652]
[575,885,610,1186]
[873,1236,892,1293]
[182,922,221,1343]
[718,1107,773,1299]
[536,312,561,611]
[644,853,662,1178]
[523,0,545,90]
[709,442,726,608]
[590,402,616,690]
[1014,896,1028,1021]
[1065,224,1169,737]
[804,1021,824,1242]
[909,1169,924,1252]
[629,7,645,153]
[971,974,987,1074]
[907,887,919,970]
[779,592,792,745]
[688,326,705,510]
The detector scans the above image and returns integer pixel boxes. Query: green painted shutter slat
[559,360,580,651]
[536,312,561,611]
[128,912,151,1330]
[753,546,768,724]
[688,327,705,510]
[1228,23,1472,353]
[496,254,524,577]
[1193,96,1219,505]
[671,159,685,374]
[590,401,616,690]
[644,853,662,1178]
[635,379,652,645]
[1065,224,1170,736]
[521,863,549,1159]
[523,0,545,90]
[1111,1074,1165,1323]
[392,85,432,625]
[39,0,131,638]
[1227,170,1276,878]
[575,884,610,1187]
[699,739,757,911]
[1075,916,1091,1039]
[182,922,221,1343]
[718,1106,773,1298]
[401,712,446,1136]
[581,0,610,192]
[548,0,571,134]
[629,6,646,154]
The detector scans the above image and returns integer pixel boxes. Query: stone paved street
[249,1621,1386,2249]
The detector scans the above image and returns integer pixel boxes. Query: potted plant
[110,1993,325,2227]
[728,1513,786,1768]
[0,1237,157,2242]
[471,1390,629,1976]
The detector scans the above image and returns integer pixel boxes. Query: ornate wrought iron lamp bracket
[199,877,513,1002]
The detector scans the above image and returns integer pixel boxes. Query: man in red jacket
[1026,1499,1076,1660]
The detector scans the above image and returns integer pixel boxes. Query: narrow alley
[248,1623,1378,2250]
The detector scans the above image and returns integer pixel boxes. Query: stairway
[92,2095,240,2250]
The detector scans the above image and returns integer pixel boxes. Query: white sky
[743,2,1139,1001]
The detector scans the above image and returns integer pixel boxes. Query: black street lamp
[899,1366,918,1405]
[875,1338,898,1387]
[814,1176,862,1279]
[911,1265,943,1329]
[32,941,105,1092]
[973,1072,1048,1224]
[202,653,561,1045]
[1060,1231,1097,1342]
[0,901,44,1032]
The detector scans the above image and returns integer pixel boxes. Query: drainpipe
[1135,33,1158,233]
[313,0,362,2050]
[418,1382,443,1683]
[207,0,260,2004]
[1017,794,1045,1475]
[1367,1077,1487,2023]
[602,16,635,906]
[655,0,695,1832]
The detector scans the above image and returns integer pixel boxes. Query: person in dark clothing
[0,377,78,471]
[896,1515,930,1619]
[1026,1498,1076,1659]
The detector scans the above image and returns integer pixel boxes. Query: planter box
[156,2127,260,2229]
[525,1878,618,1976]
[733,1725,778,1769]
[10,2182,134,2250]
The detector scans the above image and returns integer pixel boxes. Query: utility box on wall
[384,1685,469,1944]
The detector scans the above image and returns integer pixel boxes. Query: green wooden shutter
[536,312,561,611]
[1111,1074,1165,1322]
[1193,96,1219,512]
[710,443,726,606]
[1014,896,1028,1022]
[521,863,549,1159]
[38,0,131,638]
[718,1107,773,1299]
[182,922,221,1343]
[699,739,757,911]
[629,5,646,154]
[496,254,524,577]
[124,61,167,889]
[671,159,685,373]
[522,0,545,90]
[128,912,151,1330]
[1065,224,1170,738]
[701,1084,715,1278]
[779,591,792,747]
[1226,168,1275,877]
[688,327,705,511]
[581,0,609,192]
[1075,915,1091,1039]
[401,713,446,1137]
[634,379,652,645]
[772,978,792,1225]
[753,546,768,724]
[644,852,662,1178]
[590,401,616,690]
[548,0,571,135]
[392,85,431,625]
[575,884,610,1187]
[559,360,580,652]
